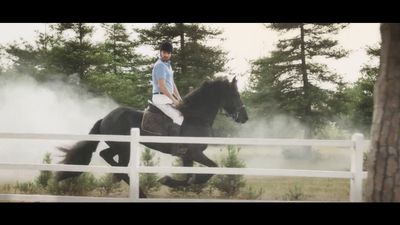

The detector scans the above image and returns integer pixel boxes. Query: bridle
[223,103,246,121]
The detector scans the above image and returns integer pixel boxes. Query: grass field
[0,145,367,202]
[0,176,366,202]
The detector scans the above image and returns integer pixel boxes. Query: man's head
[160,41,173,61]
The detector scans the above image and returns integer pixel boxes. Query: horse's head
[180,77,248,124]
[221,77,248,124]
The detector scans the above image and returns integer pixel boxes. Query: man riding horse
[55,41,249,198]
[149,41,186,156]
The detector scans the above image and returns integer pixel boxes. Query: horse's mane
[178,77,231,117]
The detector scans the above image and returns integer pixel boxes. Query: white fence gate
[0,128,369,202]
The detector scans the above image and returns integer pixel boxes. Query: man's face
[160,50,171,61]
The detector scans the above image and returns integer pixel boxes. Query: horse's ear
[231,76,237,84]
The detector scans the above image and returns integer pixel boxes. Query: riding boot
[169,123,188,157]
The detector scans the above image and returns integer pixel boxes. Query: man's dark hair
[160,41,173,53]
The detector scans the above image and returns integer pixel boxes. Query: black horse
[55,77,248,198]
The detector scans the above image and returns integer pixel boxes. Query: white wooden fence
[0,128,369,202]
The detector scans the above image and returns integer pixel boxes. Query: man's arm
[157,79,180,106]
[173,82,183,102]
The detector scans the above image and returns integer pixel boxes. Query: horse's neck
[182,88,220,126]
[200,102,220,126]
[184,101,219,126]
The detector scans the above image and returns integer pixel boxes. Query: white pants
[152,94,184,125]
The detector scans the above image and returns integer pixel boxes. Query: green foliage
[47,172,97,196]
[35,152,53,188]
[135,23,228,96]
[35,153,121,196]
[211,145,246,197]
[0,184,13,193]
[1,23,151,109]
[14,182,37,194]
[247,23,349,138]
[85,23,152,108]
[201,146,282,200]
[341,44,380,136]
[99,23,143,75]
[168,158,209,195]
[240,186,265,200]
[85,72,151,108]
[283,184,305,201]
[96,174,121,196]
[47,23,104,80]
[139,148,161,195]
[2,23,100,80]
[314,121,351,139]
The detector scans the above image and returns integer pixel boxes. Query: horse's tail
[55,119,103,182]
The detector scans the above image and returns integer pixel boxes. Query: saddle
[141,101,173,136]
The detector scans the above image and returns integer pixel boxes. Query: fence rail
[0,128,369,202]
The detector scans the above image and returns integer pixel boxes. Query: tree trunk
[78,23,85,80]
[177,23,187,93]
[113,26,117,75]
[366,23,400,202]
[180,26,186,76]
[179,24,186,70]
[300,24,312,139]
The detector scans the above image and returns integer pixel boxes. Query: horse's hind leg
[105,142,147,198]
[99,147,119,166]
[100,142,129,183]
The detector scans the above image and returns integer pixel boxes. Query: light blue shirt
[152,58,174,94]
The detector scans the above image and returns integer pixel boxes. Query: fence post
[350,133,364,202]
[129,128,141,202]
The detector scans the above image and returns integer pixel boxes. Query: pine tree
[2,38,43,77]
[35,153,53,188]
[135,23,228,95]
[168,157,209,196]
[86,23,151,108]
[3,23,106,82]
[211,145,246,197]
[247,23,349,138]
[139,148,161,195]
[49,23,105,80]
[346,44,381,135]
[100,23,145,75]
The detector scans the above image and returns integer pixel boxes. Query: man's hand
[173,93,183,102]
[173,99,181,108]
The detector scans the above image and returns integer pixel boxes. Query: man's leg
[154,103,184,125]
[154,104,186,156]
[168,123,188,156]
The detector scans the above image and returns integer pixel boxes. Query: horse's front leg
[187,150,218,185]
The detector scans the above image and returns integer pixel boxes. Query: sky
[0,23,381,91]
